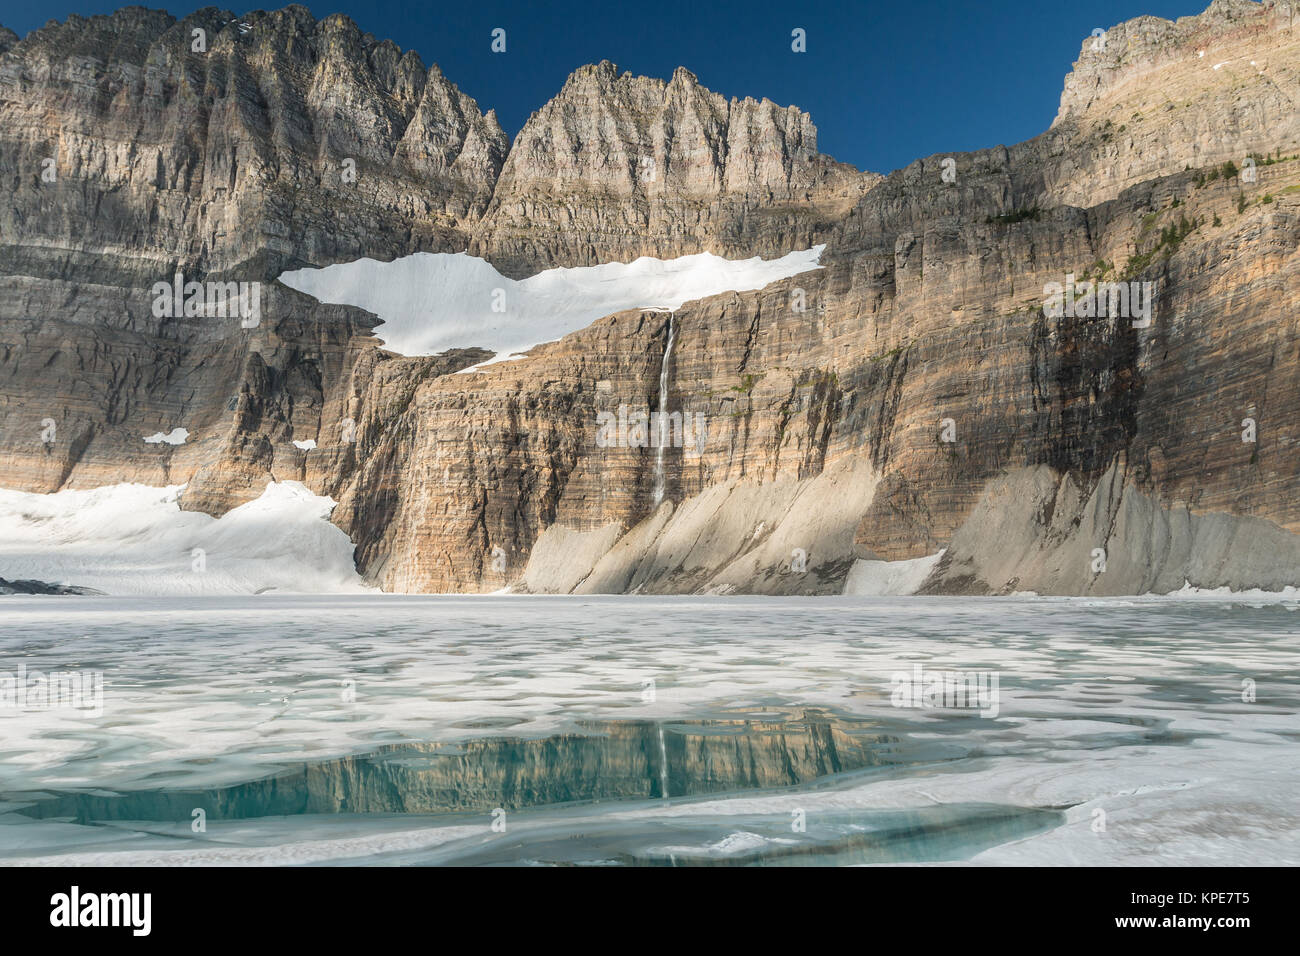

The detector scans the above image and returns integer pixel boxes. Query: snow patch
[292,439,317,451]
[142,428,188,445]
[843,551,945,596]
[1153,580,1300,600]
[277,247,824,366]
[0,482,370,595]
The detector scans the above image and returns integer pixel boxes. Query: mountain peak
[1056,0,1292,124]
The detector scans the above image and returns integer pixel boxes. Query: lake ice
[0,594,1296,865]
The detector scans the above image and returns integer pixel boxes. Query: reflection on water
[15,712,900,823]
[9,711,1065,866]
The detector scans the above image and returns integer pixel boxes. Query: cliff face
[3,1,1300,596]
[0,5,506,281]
[1049,0,1300,206]
[0,4,504,507]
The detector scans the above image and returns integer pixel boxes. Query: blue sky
[1,0,1214,172]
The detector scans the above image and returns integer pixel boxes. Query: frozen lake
[1,594,1297,865]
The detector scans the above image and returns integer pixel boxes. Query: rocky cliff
[2,0,1299,596]
[469,60,870,276]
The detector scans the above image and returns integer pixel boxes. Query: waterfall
[651,314,676,508]
[656,722,670,800]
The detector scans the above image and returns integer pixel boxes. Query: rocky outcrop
[1049,0,1300,206]
[0,5,506,281]
[470,61,873,276]
[3,2,1300,596]
[0,577,100,594]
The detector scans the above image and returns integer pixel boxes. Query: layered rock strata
[2,0,1299,595]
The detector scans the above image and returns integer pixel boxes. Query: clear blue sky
[1,0,1213,173]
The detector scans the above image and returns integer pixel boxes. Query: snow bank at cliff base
[0,481,369,595]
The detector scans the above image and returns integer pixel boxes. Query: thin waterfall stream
[652,314,676,508]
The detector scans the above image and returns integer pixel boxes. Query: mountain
[2,0,1299,595]
[468,60,869,277]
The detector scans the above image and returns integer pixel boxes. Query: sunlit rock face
[0,6,507,281]
[3,1,1300,594]
[468,60,873,278]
